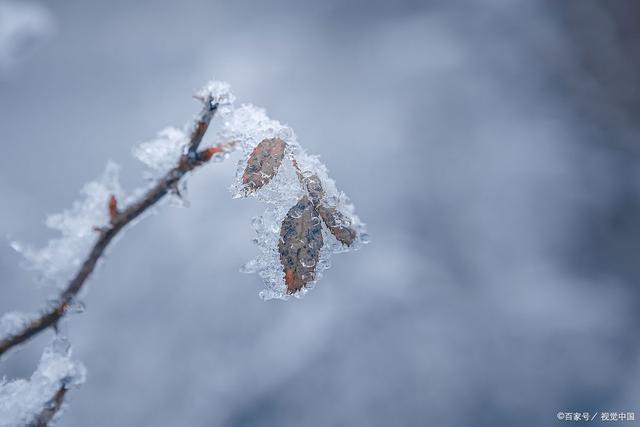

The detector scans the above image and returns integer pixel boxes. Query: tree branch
[0,97,232,357]
[30,386,67,427]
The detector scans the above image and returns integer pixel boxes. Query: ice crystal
[0,312,35,342]
[133,127,187,174]
[0,337,86,426]
[11,162,123,286]
[197,80,235,107]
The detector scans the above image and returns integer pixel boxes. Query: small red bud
[108,195,118,222]
[199,146,222,162]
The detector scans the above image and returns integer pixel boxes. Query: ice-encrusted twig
[31,386,66,427]
[0,337,85,427]
[1,79,367,425]
[0,86,233,358]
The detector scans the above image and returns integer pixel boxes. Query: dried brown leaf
[279,196,323,294]
[242,137,286,194]
[317,205,357,246]
[303,173,357,246]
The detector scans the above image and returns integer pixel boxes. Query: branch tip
[108,195,118,222]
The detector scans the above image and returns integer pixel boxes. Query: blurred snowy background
[1,0,639,426]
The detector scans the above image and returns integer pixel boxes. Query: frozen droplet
[50,335,71,355]
[65,301,85,314]
[240,259,259,274]
[301,258,316,268]
[318,259,332,270]
[325,195,339,207]
[300,272,315,282]
[251,217,263,231]
[360,233,370,244]
[278,127,294,141]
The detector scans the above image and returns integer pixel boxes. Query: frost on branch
[0,337,85,427]
[196,80,235,110]
[133,127,187,174]
[226,104,368,300]
[9,80,366,302]
[0,312,37,343]
[0,78,368,427]
[10,162,123,286]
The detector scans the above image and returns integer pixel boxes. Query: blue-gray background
[1,1,639,426]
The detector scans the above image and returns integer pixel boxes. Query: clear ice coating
[0,337,86,427]
[225,104,368,300]
[10,161,123,287]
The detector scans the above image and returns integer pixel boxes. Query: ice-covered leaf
[302,173,357,246]
[227,106,368,299]
[0,337,85,426]
[317,205,357,246]
[278,196,323,294]
[242,138,286,195]
[225,105,299,202]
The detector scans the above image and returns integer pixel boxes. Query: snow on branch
[0,337,85,427]
[0,79,367,425]
[11,162,123,286]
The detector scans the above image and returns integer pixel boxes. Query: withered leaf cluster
[242,138,359,294]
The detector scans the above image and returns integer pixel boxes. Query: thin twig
[30,386,67,427]
[0,97,231,357]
